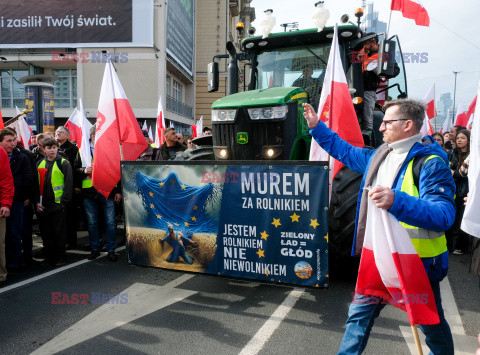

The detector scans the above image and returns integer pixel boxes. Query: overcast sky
[251,0,480,116]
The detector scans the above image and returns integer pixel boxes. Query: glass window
[0,69,27,108]
[166,75,171,96]
[173,80,182,102]
[255,44,331,107]
[53,69,77,108]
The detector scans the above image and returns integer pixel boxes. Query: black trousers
[446,197,469,253]
[38,205,66,263]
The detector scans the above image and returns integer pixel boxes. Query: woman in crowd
[432,132,445,150]
[446,129,470,255]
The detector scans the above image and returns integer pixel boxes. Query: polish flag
[192,116,203,138]
[309,24,364,181]
[461,96,477,129]
[391,0,430,27]
[13,107,33,150]
[466,96,477,129]
[65,98,93,167]
[0,108,4,129]
[461,82,480,238]
[423,84,436,119]
[454,103,467,127]
[356,198,440,325]
[420,84,435,136]
[154,97,166,148]
[92,61,148,198]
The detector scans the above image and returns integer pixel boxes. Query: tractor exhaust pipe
[226,41,238,95]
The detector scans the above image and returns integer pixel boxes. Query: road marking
[31,274,196,354]
[0,246,126,295]
[400,277,478,354]
[239,288,304,355]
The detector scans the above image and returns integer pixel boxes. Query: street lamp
[452,71,460,123]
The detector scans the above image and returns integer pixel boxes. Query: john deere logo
[237,132,248,144]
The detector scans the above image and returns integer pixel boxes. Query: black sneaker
[107,252,117,262]
[88,251,100,260]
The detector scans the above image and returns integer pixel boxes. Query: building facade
[195,0,255,128]
[0,0,195,135]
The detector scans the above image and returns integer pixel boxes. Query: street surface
[1,232,479,355]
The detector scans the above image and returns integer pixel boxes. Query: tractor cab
[208,24,408,160]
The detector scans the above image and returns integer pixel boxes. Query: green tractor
[206,21,408,275]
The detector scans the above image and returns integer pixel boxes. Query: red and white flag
[462,96,477,129]
[356,198,440,325]
[65,98,93,167]
[421,84,435,136]
[461,82,480,238]
[309,24,364,181]
[455,96,477,127]
[92,61,148,198]
[192,116,203,138]
[154,97,166,148]
[11,107,33,150]
[454,102,467,127]
[391,0,430,26]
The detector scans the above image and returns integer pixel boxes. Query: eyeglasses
[380,119,410,128]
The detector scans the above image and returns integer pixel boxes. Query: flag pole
[326,25,338,191]
[107,60,125,161]
[411,324,424,355]
[386,10,393,39]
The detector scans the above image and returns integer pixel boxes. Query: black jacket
[37,156,73,208]
[19,148,39,203]
[9,148,33,203]
[159,142,186,160]
[449,148,469,198]
[58,139,82,187]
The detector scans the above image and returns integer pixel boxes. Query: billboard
[0,0,153,48]
[166,0,195,76]
[122,162,329,287]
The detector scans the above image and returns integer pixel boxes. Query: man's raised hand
[302,103,319,129]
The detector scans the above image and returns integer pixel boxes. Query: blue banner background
[122,163,329,287]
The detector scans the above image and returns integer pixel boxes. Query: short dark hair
[203,127,212,133]
[43,138,59,148]
[165,127,176,136]
[0,128,16,142]
[383,98,426,132]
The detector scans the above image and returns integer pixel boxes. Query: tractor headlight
[247,105,287,120]
[212,109,237,122]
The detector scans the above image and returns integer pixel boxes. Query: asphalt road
[1,244,479,355]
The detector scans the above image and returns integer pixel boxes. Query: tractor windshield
[256,44,331,106]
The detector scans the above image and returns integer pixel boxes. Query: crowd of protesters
[431,123,480,282]
[0,122,212,287]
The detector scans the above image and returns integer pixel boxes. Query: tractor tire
[328,165,362,280]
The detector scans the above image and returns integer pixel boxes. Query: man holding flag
[304,98,455,354]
